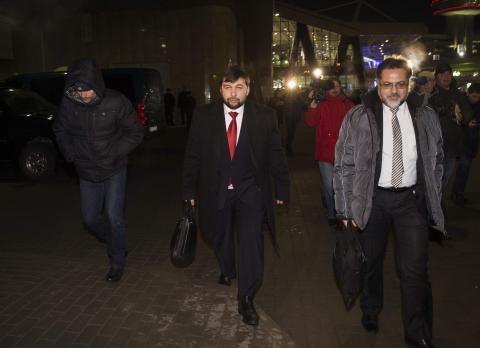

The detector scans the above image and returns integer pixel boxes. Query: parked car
[5,67,165,134]
[0,86,58,180]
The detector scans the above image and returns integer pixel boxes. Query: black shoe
[105,267,123,282]
[405,338,435,348]
[361,313,378,332]
[218,273,232,286]
[238,296,259,326]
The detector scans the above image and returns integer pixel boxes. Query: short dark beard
[223,100,245,110]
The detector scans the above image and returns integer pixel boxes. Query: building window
[309,26,341,67]
[272,16,296,68]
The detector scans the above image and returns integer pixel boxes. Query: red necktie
[227,111,238,159]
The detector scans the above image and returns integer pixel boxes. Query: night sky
[0,0,451,33]
[280,0,446,33]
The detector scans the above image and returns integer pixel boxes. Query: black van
[5,68,165,134]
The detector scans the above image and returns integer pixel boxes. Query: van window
[103,74,135,103]
[0,89,55,115]
[30,77,66,105]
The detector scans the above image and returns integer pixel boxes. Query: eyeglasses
[379,81,409,90]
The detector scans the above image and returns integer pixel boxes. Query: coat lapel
[213,101,228,163]
[244,101,259,170]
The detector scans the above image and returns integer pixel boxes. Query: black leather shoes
[218,273,232,286]
[105,267,123,282]
[361,313,379,332]
[238,296,259,326]
[405,338,435,348]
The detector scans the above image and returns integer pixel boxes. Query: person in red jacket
[306,78,354,226]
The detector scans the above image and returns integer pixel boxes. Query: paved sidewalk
[0,127,297,348]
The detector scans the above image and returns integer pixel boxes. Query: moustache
[388,93,400,98]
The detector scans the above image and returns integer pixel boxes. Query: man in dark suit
[182,66,289,326]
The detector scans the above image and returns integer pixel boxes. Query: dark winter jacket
[429,85,472,157]
[465,100,480,158]
[333,89,445,233]
[53,59,144,181]
[305,94,354,163]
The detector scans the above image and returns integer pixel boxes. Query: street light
[287,78,298,90]
[312,68,322,79]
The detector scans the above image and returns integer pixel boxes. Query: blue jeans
[453,153,473,194]
[318,161,335,220]
[79,167,127,270]
[442,157,457,191]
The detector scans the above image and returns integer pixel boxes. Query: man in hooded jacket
[53,58,144,282]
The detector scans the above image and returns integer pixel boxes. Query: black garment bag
[170,202,197,267]
[332,221,366,311]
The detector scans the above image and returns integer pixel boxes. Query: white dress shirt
[378,102,417,188]
[223,104,245,144]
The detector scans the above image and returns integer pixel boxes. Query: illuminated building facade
[430,0,480,87]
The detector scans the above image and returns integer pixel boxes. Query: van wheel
[18,143,56,180]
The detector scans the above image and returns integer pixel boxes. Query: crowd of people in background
[163,87,197,129]
[269,60,480,234]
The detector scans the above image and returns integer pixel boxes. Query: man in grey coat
[333,58,444,348]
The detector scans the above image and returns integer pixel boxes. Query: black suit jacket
[182,100,289,243]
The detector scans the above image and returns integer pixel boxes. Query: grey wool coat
[333,89,445,234]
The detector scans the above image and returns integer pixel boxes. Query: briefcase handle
[183,201,195,219]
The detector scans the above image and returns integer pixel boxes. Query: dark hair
[330,77,342,89]
[434,62,452,76]
[468,83,480,94]
[220,66,250,87]
[376,57,412,80]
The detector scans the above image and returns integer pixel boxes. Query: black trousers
[214,187,265,298]
[360,187,433,341]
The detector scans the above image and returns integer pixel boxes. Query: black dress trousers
[360,187,433,341]
[214,186,265,298]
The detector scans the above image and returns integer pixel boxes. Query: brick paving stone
[14,327,45,347]
[109,328,134,348]
[0,323,16,337]
[83,300,105,315]
[103,296,124,309]
[42,320,71,341]
[75,293,96,307]
[7,309,31,325]
[98,317,123,337]
[59,305,84,322]
[74,324,101,345]
[30,339,54,348]
[67,314,93,333]
[88,335,112,348]
[120,311,145,330]
[0,335,21,347]
[50,330,78,348]
[10,318,39,337]
[87,308,114,326]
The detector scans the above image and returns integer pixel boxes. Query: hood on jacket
[64,58,105,105]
